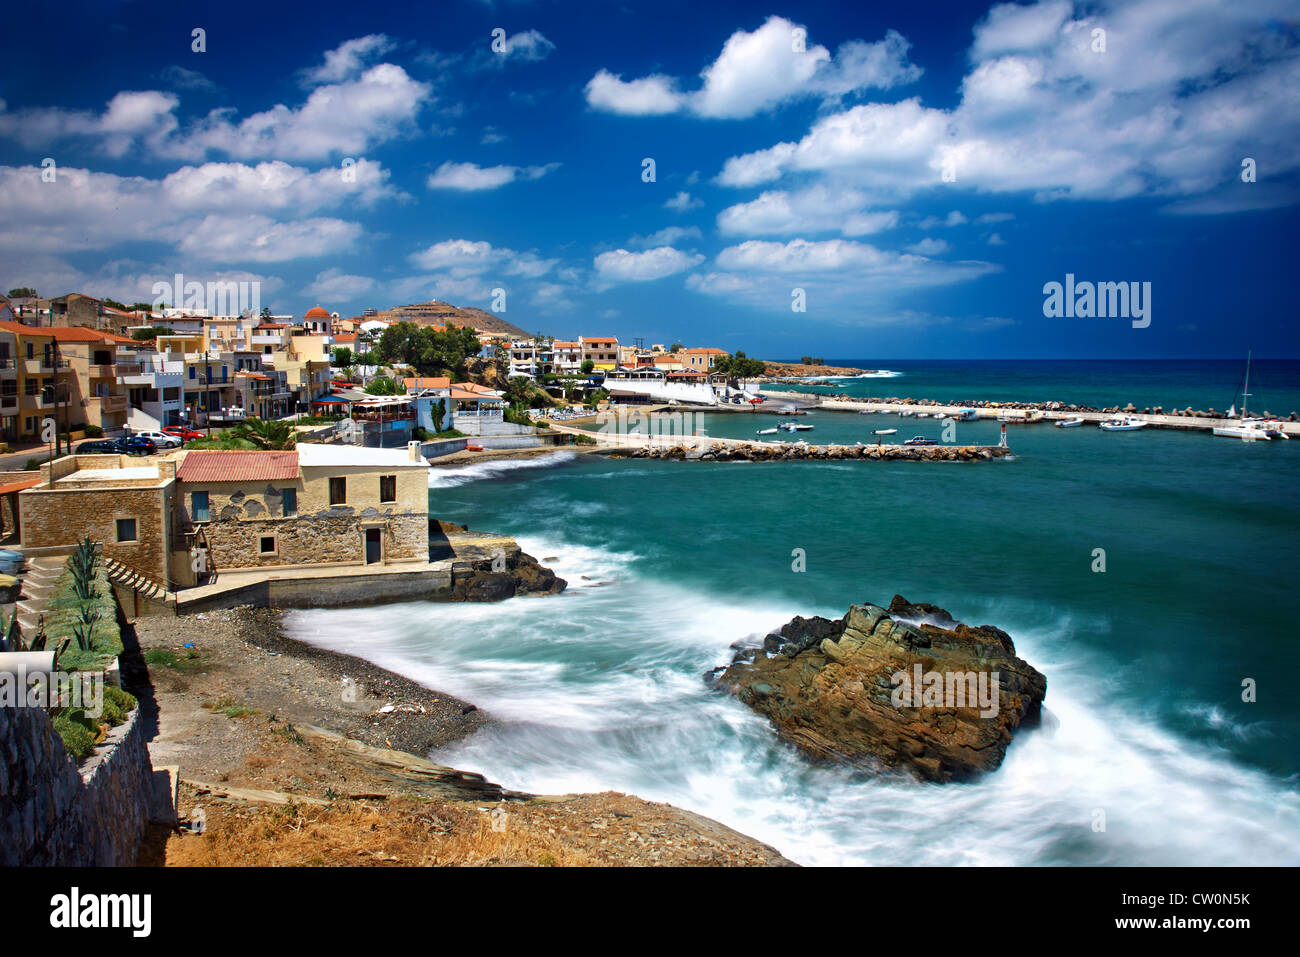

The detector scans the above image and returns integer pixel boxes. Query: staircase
[15,556,65,637]
[101,553,173,605]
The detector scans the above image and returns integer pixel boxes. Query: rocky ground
[129,604,792,866]
[712,595,1047,783]
[758,361,876,379]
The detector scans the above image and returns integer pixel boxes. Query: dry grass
[165,799,595,867]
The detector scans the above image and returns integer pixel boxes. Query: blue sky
[1,0,1297,359]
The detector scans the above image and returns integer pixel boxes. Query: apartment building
[0,322,79,443]
[580,336,620,370]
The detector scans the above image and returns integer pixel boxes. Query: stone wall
[18,482,174,582]
[201,511,428,571]
[0,702,155,866]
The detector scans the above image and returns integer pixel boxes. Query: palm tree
[229,417,296,450]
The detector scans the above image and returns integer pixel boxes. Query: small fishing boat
[1098,416,1148,431]
[756,427,778,435]
[955,409,979,421]
[1055,417,1086,428]
[872,428,897,435]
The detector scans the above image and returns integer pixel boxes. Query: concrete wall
[0,703,154,866]
[177,566,453,612]
[421,438,469,458]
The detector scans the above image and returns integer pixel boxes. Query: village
[0,290,751,620]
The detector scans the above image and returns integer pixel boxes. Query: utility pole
[204,352,212,436]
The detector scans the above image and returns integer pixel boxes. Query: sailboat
[1212,351,1289,441]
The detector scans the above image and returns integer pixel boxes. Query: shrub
[52,713,97,761]
[24,458,40,470]
[83,424,103,437]
[102,685,137,726]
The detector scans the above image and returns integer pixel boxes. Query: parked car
[903,435,938,447]
[0,548,26,576]
[162,425,204,442]
[78,439,120,453]
[115,436,157,456]
[132,429,182,449]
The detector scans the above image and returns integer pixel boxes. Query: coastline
[133,605,793,866]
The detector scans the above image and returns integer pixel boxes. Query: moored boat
[1099,416,1148,431]
[1055,417,1086,428]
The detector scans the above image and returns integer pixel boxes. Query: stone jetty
[613,441,1011,462]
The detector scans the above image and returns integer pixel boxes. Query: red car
[162,425,205,443]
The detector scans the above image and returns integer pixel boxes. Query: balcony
[91,394,127,413]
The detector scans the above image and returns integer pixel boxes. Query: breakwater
[613,442,1011,462]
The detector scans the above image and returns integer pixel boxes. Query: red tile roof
[177,451,299,483]
[403,376,451,390]
[0,477,41,495]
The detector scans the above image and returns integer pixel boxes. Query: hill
[372,300,531,339]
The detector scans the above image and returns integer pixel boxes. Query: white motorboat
[955,409,979,421]
[1055,417,1086,428]
[756,427,778,435]
[779,421,814,431]
[1099,416,1148,431]
[872,428,897,435]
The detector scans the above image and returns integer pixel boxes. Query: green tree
[7,287,36,298]
[333,346,354,368]
[364,375,404,396]
[103,298,127,310]
[714,351,767,386]
[670,343,683,353]
[800,355,813,365]
[228,417,296,450]
[260,306,272,319]
[580,359,595,374]
[132,326,174,341]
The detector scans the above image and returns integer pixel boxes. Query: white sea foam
[427,450,577,488]
[286,536,1300,867]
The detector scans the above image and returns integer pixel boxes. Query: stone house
[172,443,430,583]
[18,454,178,585]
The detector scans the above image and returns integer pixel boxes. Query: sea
[286,359,1300,866]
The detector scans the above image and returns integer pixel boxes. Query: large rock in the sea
[713,595,1046,782]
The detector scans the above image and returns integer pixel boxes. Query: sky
[0,0,1297,359]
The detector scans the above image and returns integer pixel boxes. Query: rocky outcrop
[712,596,1046,783]
[430,521,567,601]
[617,442,1010,462]
[451,548,566,601]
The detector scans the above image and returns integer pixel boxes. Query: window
[26,342,34,359]
[379,475,396,503]
[191,491,210,522]
[116,518,137,542]
[329,476,346,505]
[282,487,296,517]
[259,535,276,555]
[188,366,196,379]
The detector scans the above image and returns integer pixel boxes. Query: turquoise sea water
[763,358,1300,417]
[287,362,1300,866]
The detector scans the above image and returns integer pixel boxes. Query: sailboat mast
[1242,349,1252,419]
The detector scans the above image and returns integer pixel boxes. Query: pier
[545,421,1011,461]
[759,391,1300,436]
